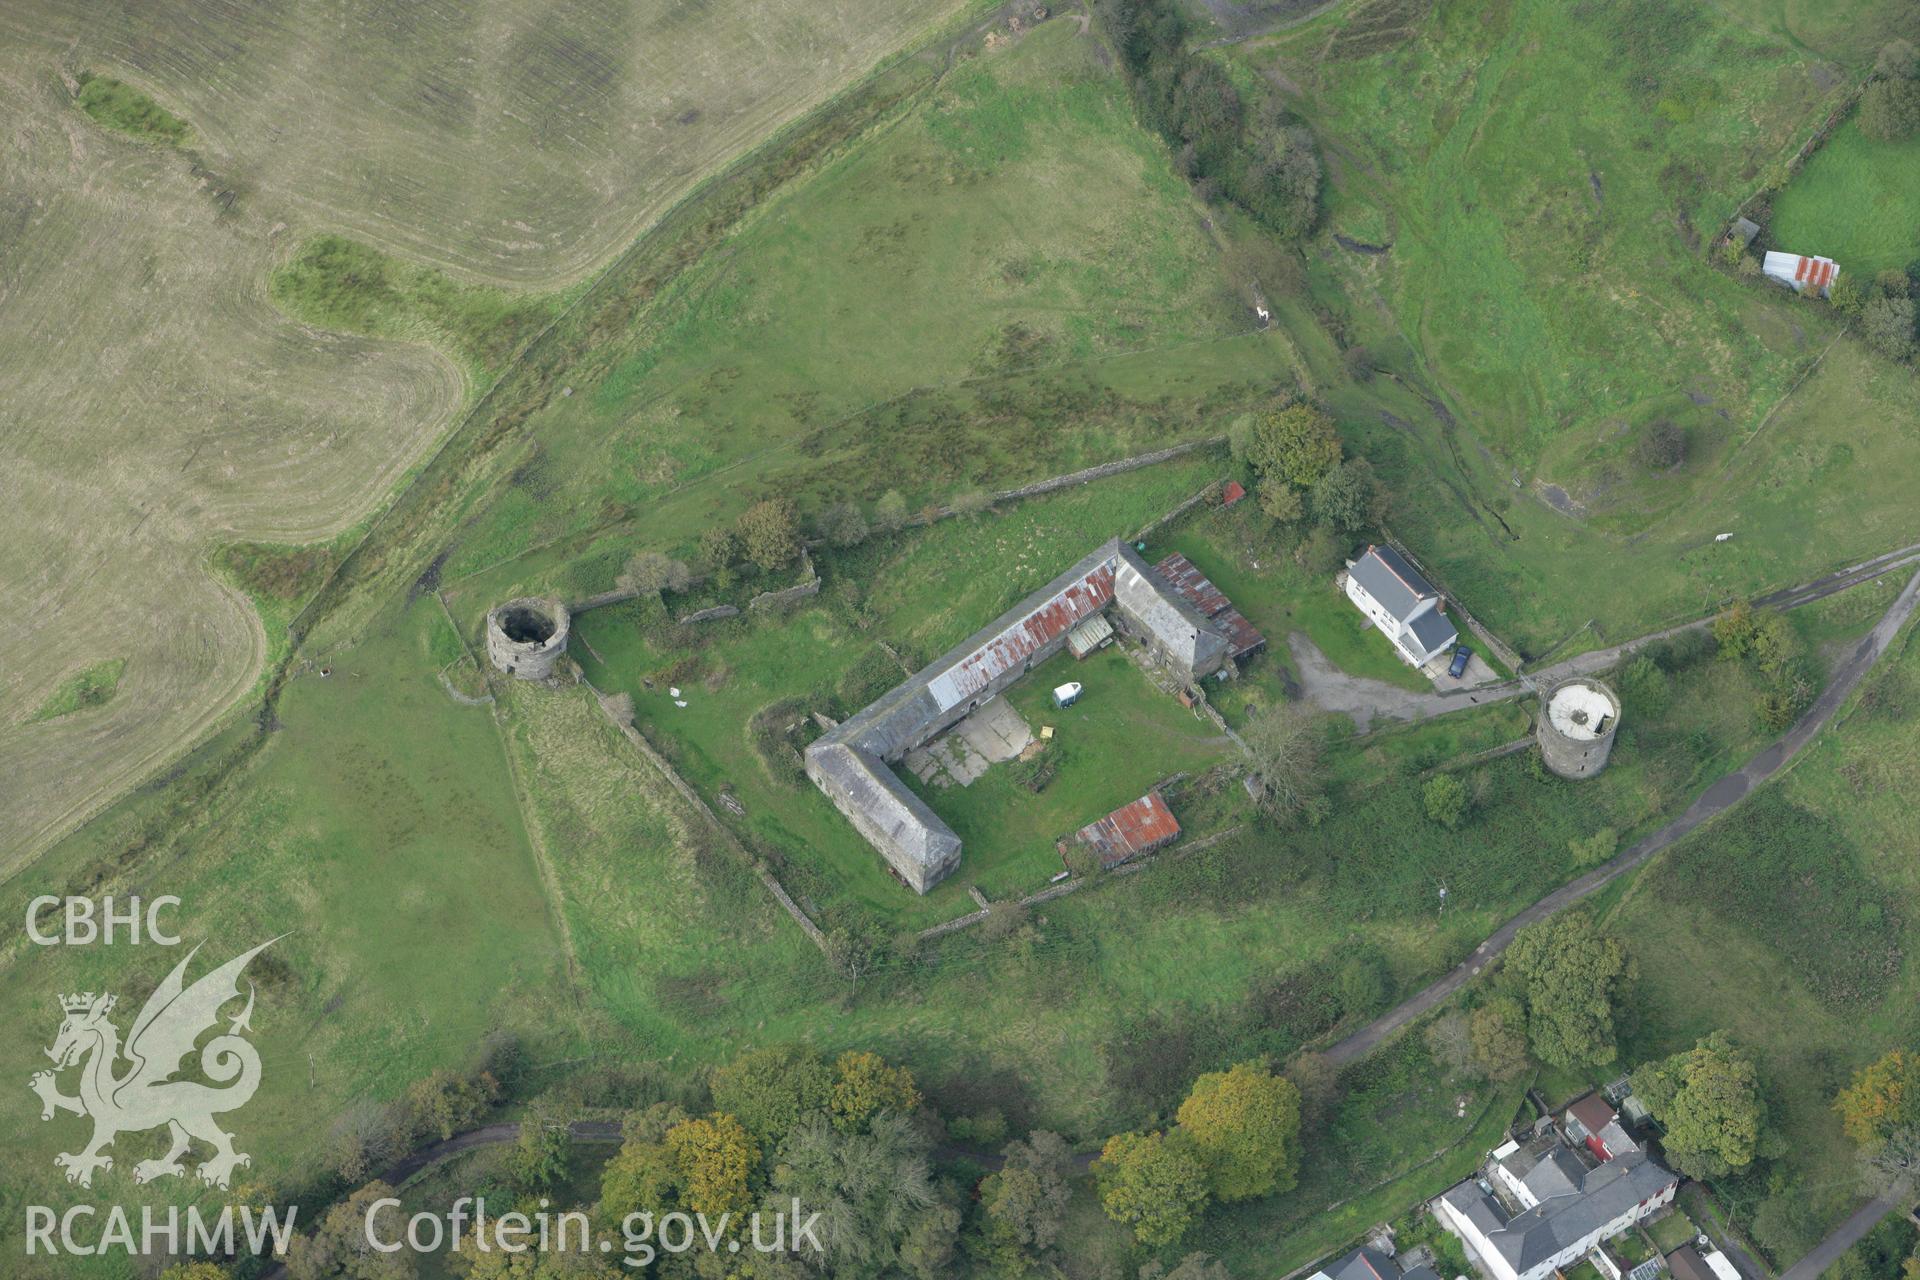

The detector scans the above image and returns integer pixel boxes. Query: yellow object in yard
[1040,725,1055,739]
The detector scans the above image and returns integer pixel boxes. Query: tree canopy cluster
[1096,1060,1303,1246]
[1229,401,1381,536]
[1097,0,1322,240]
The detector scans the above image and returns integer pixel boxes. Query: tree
[1095,1130,1211,1247]
[736,498,801,571]
[824,918,888,1001]
[710,1046,832,1146]
[1860,77,1920,142]
[664,1113,758,1218]
[1285,1051,1341,1131]
[286,1183,417,1280]
[161,1266,233,1280]
[1876,38,1918,80]
[1338,950,1389,1014]
[1308,458,1380,533]
[1862,294,1918,361]
[1469,996,1532,1081]
[830,1050,920,1132]
[506,1104,571,1195]
[1242,701,1328,820]
[771,1113,945,1278]
[1257,478,1304,523]
[1631,1032,1768,1177]
[1175,1061,1302,1201]
[1830,272,1868,318]
[1422,773,1469,829]
[978,1130,1074,1268]
[403,1068,499,1143]
[617,550,690,599]
[1232,402,1342,491]
[450,1219,623,1278]
[816,501,869,548]
[698,524,739,570]
[1342,344,1376,382]
[327,1100,402,1184]
[1568,827,1618,868]
[596,1131,680,1225]
[1835,1048,1920,1187]
[1141,1255,1232,1280]
[1504,914,1632,1067]
[873,489,909,534]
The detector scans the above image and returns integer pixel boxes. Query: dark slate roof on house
[1442,1180,1510,1237]
[1472,1151,1679,1274]
[1520,1146,1588,1202]
[1665,1245,1716,1280]
[1406,605,1458,655]
[1350,544,1438,622]
[1312,1247,1397,1280]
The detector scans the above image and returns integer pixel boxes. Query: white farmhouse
[1343,544,1459,667]
[1762,250,1838,297]
[1437,1131,1678,1280]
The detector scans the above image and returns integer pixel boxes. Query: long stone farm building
[805,538,1252,893]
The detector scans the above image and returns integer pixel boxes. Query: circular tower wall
[1537,677,1620,779]
[485,597,569,681]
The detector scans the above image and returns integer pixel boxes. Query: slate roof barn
[1152,552,1266,659]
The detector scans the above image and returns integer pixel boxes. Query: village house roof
[1310,1247,1442,1280]
[1665,1246,1716,1280]
[1405,605,1457,655]
[1446,1150,1679,1276]
[1349,544,1440,622]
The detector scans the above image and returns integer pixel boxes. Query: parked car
[1448,646,1473,679]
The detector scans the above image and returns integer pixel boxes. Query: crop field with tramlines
[0,0,975,875]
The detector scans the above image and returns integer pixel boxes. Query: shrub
[736,498,801,571]
[1859,77,1920,142]
[1636,419,1687,470]
[1422,773,1470,829]
[816,501,869,547]
[1862,294,1917,361]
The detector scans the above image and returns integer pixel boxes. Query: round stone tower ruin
[485,597,569,681]
[1536,677,1620,779]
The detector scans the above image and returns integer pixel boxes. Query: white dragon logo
[29,939,276,1189]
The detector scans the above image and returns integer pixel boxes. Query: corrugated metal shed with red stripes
[1151,553,1266,659]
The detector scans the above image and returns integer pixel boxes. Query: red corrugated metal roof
[1068,790,1181,867]
[1221,480,1247,506]
[1152,554,1265,658]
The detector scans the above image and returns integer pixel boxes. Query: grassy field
[1771,116,1920,277]
[74,73,189,145]
[1609,616,1920,1263]
[0,596,573,1274]
[0,0,975,878]
[1222,0,1920,662]
[28,658,128,723]
[435,18,1280,586]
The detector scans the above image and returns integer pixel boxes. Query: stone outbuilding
[485,597,569,681]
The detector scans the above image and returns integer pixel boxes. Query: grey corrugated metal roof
[1349,544,1436,622]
